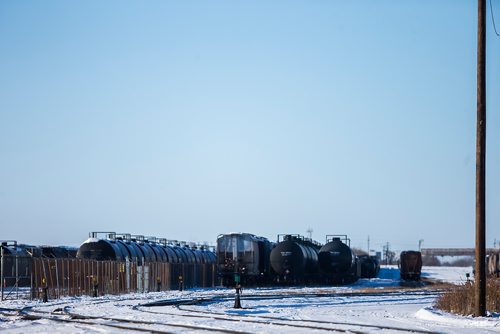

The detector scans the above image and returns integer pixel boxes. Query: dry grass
[435,279,500,316]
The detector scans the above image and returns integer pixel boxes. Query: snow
[0,265,498,333]
[81,238,99,244]
[416,308,500,329]
[421,266,473,285]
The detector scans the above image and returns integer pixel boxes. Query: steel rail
[135,288,443,334]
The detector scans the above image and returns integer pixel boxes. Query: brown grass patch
[435,279,500,316]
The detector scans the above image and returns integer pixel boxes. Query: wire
[491,0,500,37]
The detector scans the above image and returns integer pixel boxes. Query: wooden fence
[1,256,217,300]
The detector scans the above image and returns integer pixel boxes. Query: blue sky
[1,1,499,253]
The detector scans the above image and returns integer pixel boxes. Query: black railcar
[318,235,359,284]
[270,234,322,284]
[41,246,78,258]
[76,233,129,261]
[358,255,380,278]
[216,233,274,286]
[76,232,215,267]
[399,251,422,281]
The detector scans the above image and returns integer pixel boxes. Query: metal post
[233,273,242,308]
[15,254,18,299]
[475,0,487,318]
[30,272,33,301]
[142,257,145,293]
[126,257,130,292]
[55,260,60,299]
[234,284,242,308]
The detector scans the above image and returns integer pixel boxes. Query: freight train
[2,231,378,296]
[217,233,366,287]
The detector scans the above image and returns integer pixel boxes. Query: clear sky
[1,1,499,253]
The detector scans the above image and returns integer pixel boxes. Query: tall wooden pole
[475,0,486,318]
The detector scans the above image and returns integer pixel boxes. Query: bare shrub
[435,279,500,315]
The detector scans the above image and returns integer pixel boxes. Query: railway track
[133,288,444,333]
[3,286,449,333]
[15,306,252,334]
[18,305,370,334]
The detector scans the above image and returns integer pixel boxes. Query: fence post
[61,260,65,297]
[55,260,60,299]
[142,257,145,293]
[15,254,19,299]
[126,257,130,292]
[30,271,33,301]
[33,258,38,300]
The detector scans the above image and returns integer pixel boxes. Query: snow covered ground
[0,266,498,333]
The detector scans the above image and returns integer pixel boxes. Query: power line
[491,0,500,36]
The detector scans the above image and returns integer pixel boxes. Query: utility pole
[367,236,370,255]
[475,0,486,318]
[383,242,390,265]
